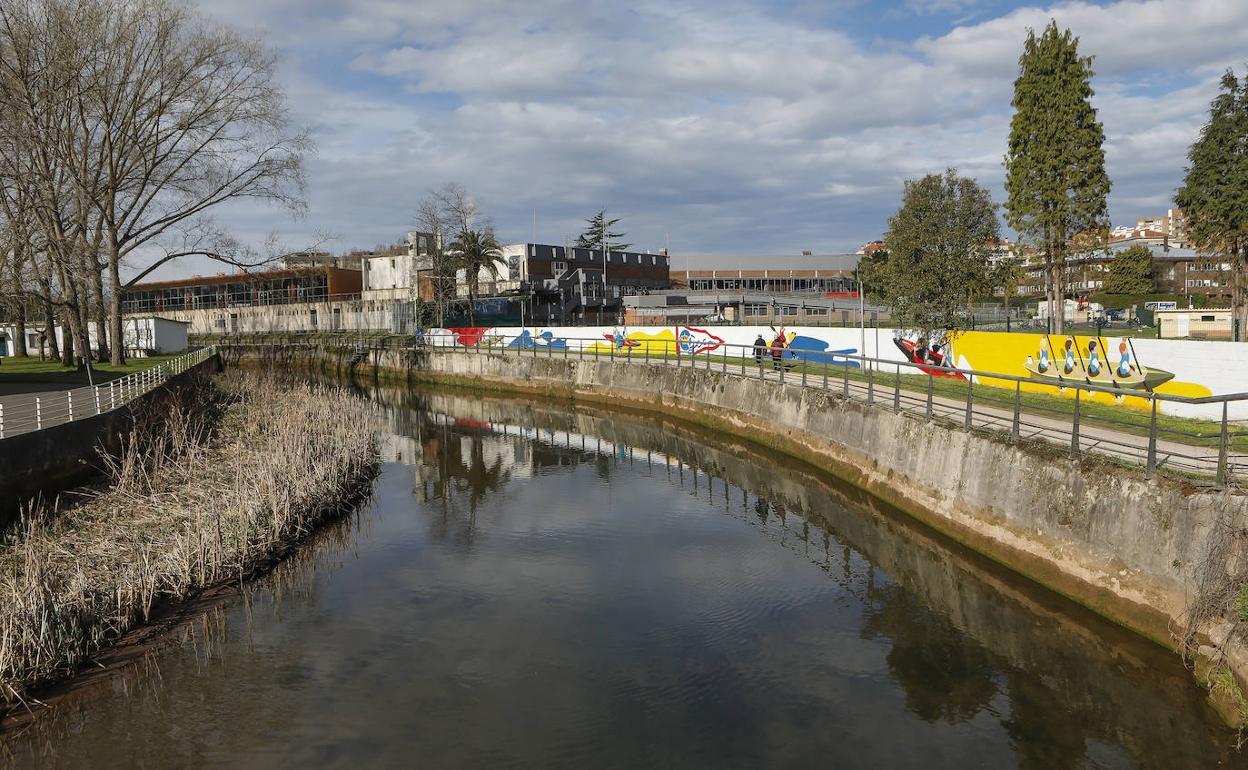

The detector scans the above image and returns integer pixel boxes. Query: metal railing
[401,334,1247,487]
[121,290,365,314]
[0,346,217,440]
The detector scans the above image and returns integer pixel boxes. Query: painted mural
[942,331,1213,413]
[430,324,1244,420]
[891,336,965,380]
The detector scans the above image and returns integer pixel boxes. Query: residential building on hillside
[1019,240,1233,302]
[856,240,885,256]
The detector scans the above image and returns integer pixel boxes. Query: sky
[162,0,1248,278]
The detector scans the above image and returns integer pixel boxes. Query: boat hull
[1022,361,1174,391]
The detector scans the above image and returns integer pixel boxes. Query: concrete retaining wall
[0,354,223,522]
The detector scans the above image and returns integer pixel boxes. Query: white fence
[0,346,217,440]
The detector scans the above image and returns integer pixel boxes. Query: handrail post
[801,357,807,387]
[842,361,849,397]
[1216,401,1229,488]
[1145,395,1158,479]
[893,368,900,413]
[866,364,873,404]
[1011,382,1021,443]
[823,356,829,390]
[1070,388,1082,459]
[925,369,934,421]
[963,375,974,431]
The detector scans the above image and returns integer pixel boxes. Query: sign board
[1144,301,1177,311]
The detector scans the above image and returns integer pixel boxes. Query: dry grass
[0,372,377,708]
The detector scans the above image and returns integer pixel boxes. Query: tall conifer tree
[1175,71,1248,341]
[1004,21,1110,334]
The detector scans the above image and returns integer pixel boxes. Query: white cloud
[163,0,1248,281]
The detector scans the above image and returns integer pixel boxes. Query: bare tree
[416,183,488,327]
[79,0,309,363]
[0,0,310,364]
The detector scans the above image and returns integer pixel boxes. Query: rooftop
[670,253,859,272]
[126,265,351,292]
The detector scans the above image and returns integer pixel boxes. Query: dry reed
[0,372,378,708]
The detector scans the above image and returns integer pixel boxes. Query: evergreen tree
[1175,70,1248,341]
[874,169,999,336]
[1103,245,1155,294]
[575,210,631,252]
[1004,21,1110,334]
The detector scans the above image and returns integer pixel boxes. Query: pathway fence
[0,346,217,440]
[406,335,1247,488]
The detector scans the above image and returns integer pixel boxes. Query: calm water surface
[5,387,1245,769]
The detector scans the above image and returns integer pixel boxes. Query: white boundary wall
[424,324,1248,421]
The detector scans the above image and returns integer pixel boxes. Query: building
[622,292,888,326]
[498,243,671,324]
[122,265,363,314]
[669,253,859,294]
[625,253,891,326]
[361,232,436,299]
[118,265,408,336]
[856,241,885,256]
[1156,308,1233,340]
[280,250,366,271]
[1020,239,1234,303]
[0,316,189,358]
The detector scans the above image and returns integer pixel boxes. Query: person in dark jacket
[753,334,767,367]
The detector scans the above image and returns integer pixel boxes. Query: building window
[744,304,768,316]
[553,260,567,275]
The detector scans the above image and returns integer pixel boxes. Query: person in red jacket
[770,332,786,371]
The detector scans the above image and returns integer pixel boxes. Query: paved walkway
[0,384,116,438]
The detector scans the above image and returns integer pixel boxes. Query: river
[4,385,1244,769]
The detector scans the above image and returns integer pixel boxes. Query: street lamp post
[859,278,867,371]
[601,208,610,325]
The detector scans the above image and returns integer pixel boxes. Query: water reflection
[369,387,1243,769]
[4,384,1244,769]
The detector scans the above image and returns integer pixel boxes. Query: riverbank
[223,340,1248,725]
[0,373,378,719]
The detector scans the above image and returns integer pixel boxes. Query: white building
[0,316,188,358]
[361,231,436,298]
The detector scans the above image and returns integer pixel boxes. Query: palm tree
[447,228,503,327]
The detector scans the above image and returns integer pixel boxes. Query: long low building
[669,253,859,294]
[121,266,364,314]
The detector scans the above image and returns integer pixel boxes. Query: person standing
[770,332,786,371]
[753,334,767,367]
